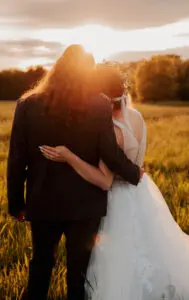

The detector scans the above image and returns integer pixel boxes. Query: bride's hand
[40,145,71,162]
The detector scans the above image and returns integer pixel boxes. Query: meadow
[0,101,189,299]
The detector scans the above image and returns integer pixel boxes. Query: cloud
[1,0,189,30]
[0,39,64,59]
[110,46,189,62]
[0,39,64,69]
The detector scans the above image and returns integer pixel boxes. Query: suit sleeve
[7,99,28,217]
[98,98,140,185]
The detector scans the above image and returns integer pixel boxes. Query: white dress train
[86,108,189,300]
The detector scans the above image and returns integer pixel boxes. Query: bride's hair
[21,44,95,115]
[94,65,131,110]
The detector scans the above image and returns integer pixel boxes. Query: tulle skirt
[86,174,189,300]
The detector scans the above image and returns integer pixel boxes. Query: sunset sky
[1,0,189,69]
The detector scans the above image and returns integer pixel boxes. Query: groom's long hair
[21,45,95,116]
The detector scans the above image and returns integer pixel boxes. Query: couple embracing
[7,45,189,300]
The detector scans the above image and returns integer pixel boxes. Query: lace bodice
[113,108,146,167]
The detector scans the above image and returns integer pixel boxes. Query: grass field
[0,101,189,299]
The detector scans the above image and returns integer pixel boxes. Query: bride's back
[113,107,146,167]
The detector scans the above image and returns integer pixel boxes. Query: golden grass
[0,101,189,299]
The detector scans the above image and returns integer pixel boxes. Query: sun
[23,21,189,69]
[36,24,121,63]
[73,24,117,62]
[36,24,138,63]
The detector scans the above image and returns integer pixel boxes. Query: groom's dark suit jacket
[7,94,140,221]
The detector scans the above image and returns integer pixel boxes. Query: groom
[7,45,142,300]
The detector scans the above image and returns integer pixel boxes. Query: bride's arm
[40,146,114,191]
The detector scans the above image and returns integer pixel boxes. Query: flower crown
[100,93,126,104]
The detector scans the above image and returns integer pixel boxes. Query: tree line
[0,55,189,102]
[0,67,46,101]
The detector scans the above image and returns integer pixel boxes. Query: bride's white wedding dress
[86,106,189,300]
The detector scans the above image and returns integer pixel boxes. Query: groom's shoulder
[14,94,44,121]
[19,93,40,105]
[17,94,44,113]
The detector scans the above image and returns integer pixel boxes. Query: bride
[41,67,189,299]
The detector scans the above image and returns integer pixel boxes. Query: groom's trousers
[25,218,101,300]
